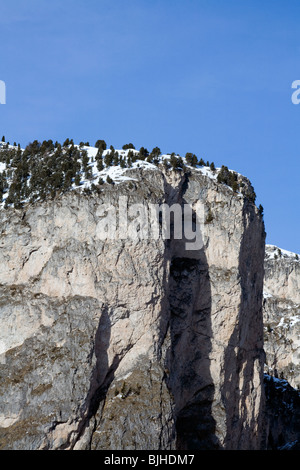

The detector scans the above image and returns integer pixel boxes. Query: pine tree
[217,165,231,185]
[74,174,81,186]
[127,154,132,168]
[81,150,89,169]
[95,139,107,149]
[104,151,113,167]
[177,156,185,169]
[122,143,135,150]
[150,147,161,160]
[84,167,93,180]
[185,153,193,165]
[64,169,73,189]
[231,180,239,192]
[185,153,198,167]
[120,156,126,168]
[130,150,138,163]
[96,156,104,171]
[51,171,64,190]
[113,151,119,166]
[170,154,180,170]
[138,147,149,160]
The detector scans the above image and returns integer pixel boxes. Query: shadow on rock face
[168,252,220,450]
[161,172,221,450]
[73,306,120,447]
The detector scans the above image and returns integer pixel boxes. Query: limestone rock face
[262,245,300,450]
[0,167,266,450]
[263,245,300,389]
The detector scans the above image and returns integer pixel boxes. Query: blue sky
[0,0,299,253]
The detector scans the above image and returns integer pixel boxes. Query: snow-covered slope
[265,244,299,261]
[0,141,256,210]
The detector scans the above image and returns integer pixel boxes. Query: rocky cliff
[263,245,300,389]
[0,165,266,450]
[262,244,300,450]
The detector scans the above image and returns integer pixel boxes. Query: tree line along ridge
[0,137,258,210]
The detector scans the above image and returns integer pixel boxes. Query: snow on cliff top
[0,142,252,209]
[265,244,299,260]
[64,145,221,186]
[0,142,240,185]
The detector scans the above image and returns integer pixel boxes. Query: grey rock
[0,167,266,450]
[263,244,300,389]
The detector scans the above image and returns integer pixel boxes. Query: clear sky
[0,0,299,253]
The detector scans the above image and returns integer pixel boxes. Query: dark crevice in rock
[160,170,220,450]
[264,374,300,450]
[168,253,220,450]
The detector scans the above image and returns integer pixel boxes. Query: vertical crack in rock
[160,171,220,450]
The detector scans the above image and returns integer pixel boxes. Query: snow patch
[263,291,273,299]
[266,244,299,260]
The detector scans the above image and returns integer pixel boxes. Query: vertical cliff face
[262,245,300,450]
[0,167,266,450]
[263,245,300,389]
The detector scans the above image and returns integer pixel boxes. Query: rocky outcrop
[263,245,300,389]
[262,244,300,450]
[0,166,266,450]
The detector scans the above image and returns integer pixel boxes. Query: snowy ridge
[265,244,299,261]
[71,147,253,195]
[0,140,256,210]
[80,146,154,187]
[89,146,220,183]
